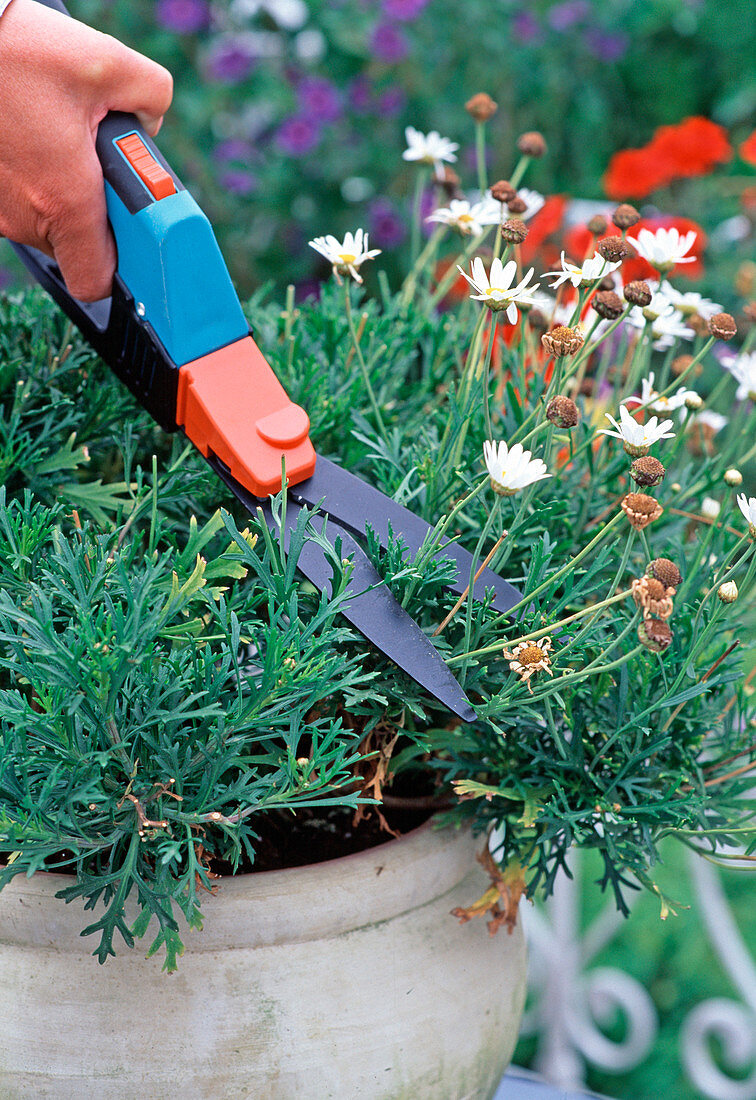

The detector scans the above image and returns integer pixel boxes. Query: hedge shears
[11,0,524,721]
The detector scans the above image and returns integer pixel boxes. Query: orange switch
[116,134,176,201]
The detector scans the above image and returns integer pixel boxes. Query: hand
[0,0,173,300]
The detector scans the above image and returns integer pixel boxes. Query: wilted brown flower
[517,131,547,158]
[648,557,682,588]
[435,165,462,199]
[612,203,641,229]
[594,291,624,320]
[587,214,608,235]
[630,455,665,487]
[671,353,702,378]
[528,309,549,333]
[465,93,498,122]
[638,618,673,653]
[501,219,528,244]
[624,280,652,307]
[597,236,635,263]
[507,195,528,215]
[621,493,663,529]
[542,326,584,357]
[490,179,516,203]
[631,575,675,620]
[503,637,554,693]
[546,395,580,428]
[708,312,737,341]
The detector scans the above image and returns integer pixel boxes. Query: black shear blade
[208,456,476,722]
[289,457,523,614]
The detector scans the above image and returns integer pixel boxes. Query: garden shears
[11,0,524,721]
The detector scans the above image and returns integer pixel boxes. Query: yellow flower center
[518,644,546,665]
[338,253,357,264]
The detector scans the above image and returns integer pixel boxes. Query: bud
[594,291,624,320]
[546,395,580,428]
[701,496,720,520]
[612,203,641,229]
[542,326,584,358]
[597,236,635,263]
[638,618,673,653]
[708,312,737,341]
[624,280,652,307]
[507,195,528,215]
[501,218,528,244]
[630,455,665,488]
[717,581,738,604]
[465,93,498,122]
[490,179,516,203]
[649,557,682,588]
[632,575,675,619]
[684,392,703,410]
[724,468,743,487]
[587,214,608,235]
[621,492,663,530]
[517,131,547,158]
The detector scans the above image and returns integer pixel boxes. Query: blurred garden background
[3,1,756,1097]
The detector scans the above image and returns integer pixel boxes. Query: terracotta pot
[0,820,526,1098]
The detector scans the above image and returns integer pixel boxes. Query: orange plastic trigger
[176,336,316,497]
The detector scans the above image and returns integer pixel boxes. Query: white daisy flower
[402,126,459,174]
[659,281,721,320]
[623,371,698,415]
[426,198,500,237]
[600,404,675,456]
[626,227,697,271]
[483,440,551,495]
[737,494,756,535]
[308,229,381,284]
[457,257,540,323]
[723,351,756,402]
[545,250,622,290]
[624,297,695,350]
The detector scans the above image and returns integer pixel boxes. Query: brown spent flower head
[597,236,635,263]
[542,325,584,357]
[502,637,554,694]
[621,492,664,529]
[517,131,547,158]
[587,214,608,235]
[527,308,549,333]
[743,301,756,324]
[546,395,580,428]
[594,291,624,320]
[708,312,737,341]
[631,575,675,620]
[638,618,673,653]
[507,195,528,215]
[718,581,739,604]
[671,353,702,378]
[501,218,529,244]
[688,313,709,339]
[648,557,682,588]
[435,165,462,199]
[624,280,652,307]
[597,275,617,292]
[490,179,516,203]
[465,93,498,122]
[612,203,641,229]
[630,455,665,487]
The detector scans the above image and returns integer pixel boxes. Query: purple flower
[380,0,429,21]
[511,11,541,43]
[213,139,253,164]
[376,86,405,117]
[297,77,342,123]
[155,0,209,34]
[0,267,12,292]
[547,1,589,32]
[274,115,322,156]
[349,76,373,113]
[584,28,629,62]
[220,169,258,196]
[206,39,255,84]
[370,22,410,63]
[369,199,407,248]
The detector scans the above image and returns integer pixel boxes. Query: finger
[98,38,174,137]
[46,158,117,302]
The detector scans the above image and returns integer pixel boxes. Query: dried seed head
[501,218,529,244]
[743,301,756,324]
[708,312,737,340]
[612,203,641,229]
[630,455,665,487]
[541,325,584,357]
[621,492,664,529]
[638,618,673,653]
[587,214,609,235]
[594,290,625,320]
[597,236,635,263]
[724,468,743,486]
[517,131,547,158]
[718,581,739,603]
[490,179,516,203]
[624,280,652,307]
[688,313,709,339]
[507,195,528,215]
[546,395,580,428]
[631,574,675,620]
[528,308,549,333]
[671,353,703,378]
[597,275,616,292]
[435,164,462,198]
[684,392,703,410]
[465,92,498,122]
[649,557,682,588]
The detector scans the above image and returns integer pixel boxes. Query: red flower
[520,195,569,264]
[740,130,756,167]
[604,147,668,200]
[604,116,732,200]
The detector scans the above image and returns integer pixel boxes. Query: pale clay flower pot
[0,820,527,1099]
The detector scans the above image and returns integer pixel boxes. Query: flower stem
[344,282,386,439]
[410,168,430,269]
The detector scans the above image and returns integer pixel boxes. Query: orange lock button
[116,134,176,201]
